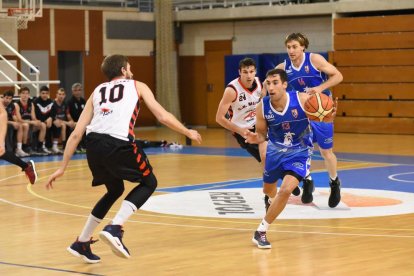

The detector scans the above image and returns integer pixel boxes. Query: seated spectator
[14,87,50,155]
[51,88,76,153]
[34,86,54,153]
[67,82,86,152]
[2,90,29,157]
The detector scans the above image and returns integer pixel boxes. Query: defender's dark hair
[239,57,256,70]
[285,33,309,50]
[3,90,14,97]
[266,68,288,83]
[101,55,129,80]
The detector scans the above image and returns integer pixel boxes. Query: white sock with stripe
[78,214,102,242]
[257,219,270,232]
[111,200,137,225]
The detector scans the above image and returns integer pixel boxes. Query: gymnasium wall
[1,5,413,133]
[179,16,332,56]
[332,14,414,134]
[5,8,157,125]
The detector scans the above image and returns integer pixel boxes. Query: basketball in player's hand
[304,93,334,122]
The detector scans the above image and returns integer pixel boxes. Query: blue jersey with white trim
[262,91,312,152]
[284,52,331,96]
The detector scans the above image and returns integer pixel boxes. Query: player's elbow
[157,113,170,125]
[215,113,223,125]
[336,72,343,83]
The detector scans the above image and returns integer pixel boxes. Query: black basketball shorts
[86,132,153,186]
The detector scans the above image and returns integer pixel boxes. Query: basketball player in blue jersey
[216,58,300,205]
[245,68,335,249]
[46,55,202,264]
[276,33,343,208]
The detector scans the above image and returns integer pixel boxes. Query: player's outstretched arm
[137,81,202,144]
[46,97,94,189]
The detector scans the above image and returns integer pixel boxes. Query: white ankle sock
[257,219,270,232]
[78,214,102,242]
[111,200,137,225]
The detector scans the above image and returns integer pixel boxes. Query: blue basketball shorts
[263,145,311,184]
[310,121,334,150]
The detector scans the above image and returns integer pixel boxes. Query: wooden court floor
[0,128,413,275]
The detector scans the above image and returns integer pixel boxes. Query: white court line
[389,172,414,183]
[0,197,413,239]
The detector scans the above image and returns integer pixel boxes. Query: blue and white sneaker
[67,238,100,264]
[99,224,130,258]
[252,231,272,249]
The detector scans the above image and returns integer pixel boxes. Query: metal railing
[172,0,335,11]
[0,37,60,96]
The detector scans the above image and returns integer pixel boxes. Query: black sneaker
[264,195,270,213]
[301,178,314,204]
[99,224,130,258]
[252,231,271,249]
[328,177,341,208]
[292,186,300,196]
[67,238,100,264]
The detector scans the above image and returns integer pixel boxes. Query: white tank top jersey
[86,78,140,142]
[227,77,263,128]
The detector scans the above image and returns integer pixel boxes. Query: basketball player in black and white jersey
[46,54,202,264]
[216,58,300,212]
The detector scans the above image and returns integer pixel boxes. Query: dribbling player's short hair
[266,68,288,83]
[239,57,256,70]
[101,55,129,80]
[285,33,309,49]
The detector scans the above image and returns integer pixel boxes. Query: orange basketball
[304,93,334,122]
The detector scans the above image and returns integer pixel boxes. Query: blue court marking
[1,146,413,194]
[336,152,414,165]
[0,153,87,166]
[0,261,105,275]
[0,146,409,167]
[157,165,414,194]
[0,146,325,166]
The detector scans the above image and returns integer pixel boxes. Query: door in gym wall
[205,40,232,127]
[57,51,83,97]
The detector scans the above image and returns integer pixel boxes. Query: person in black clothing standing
[67,83,86,152]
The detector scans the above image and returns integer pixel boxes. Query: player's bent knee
[143,172,158,192]
[107,181,125,199]
[277,186,293,198]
